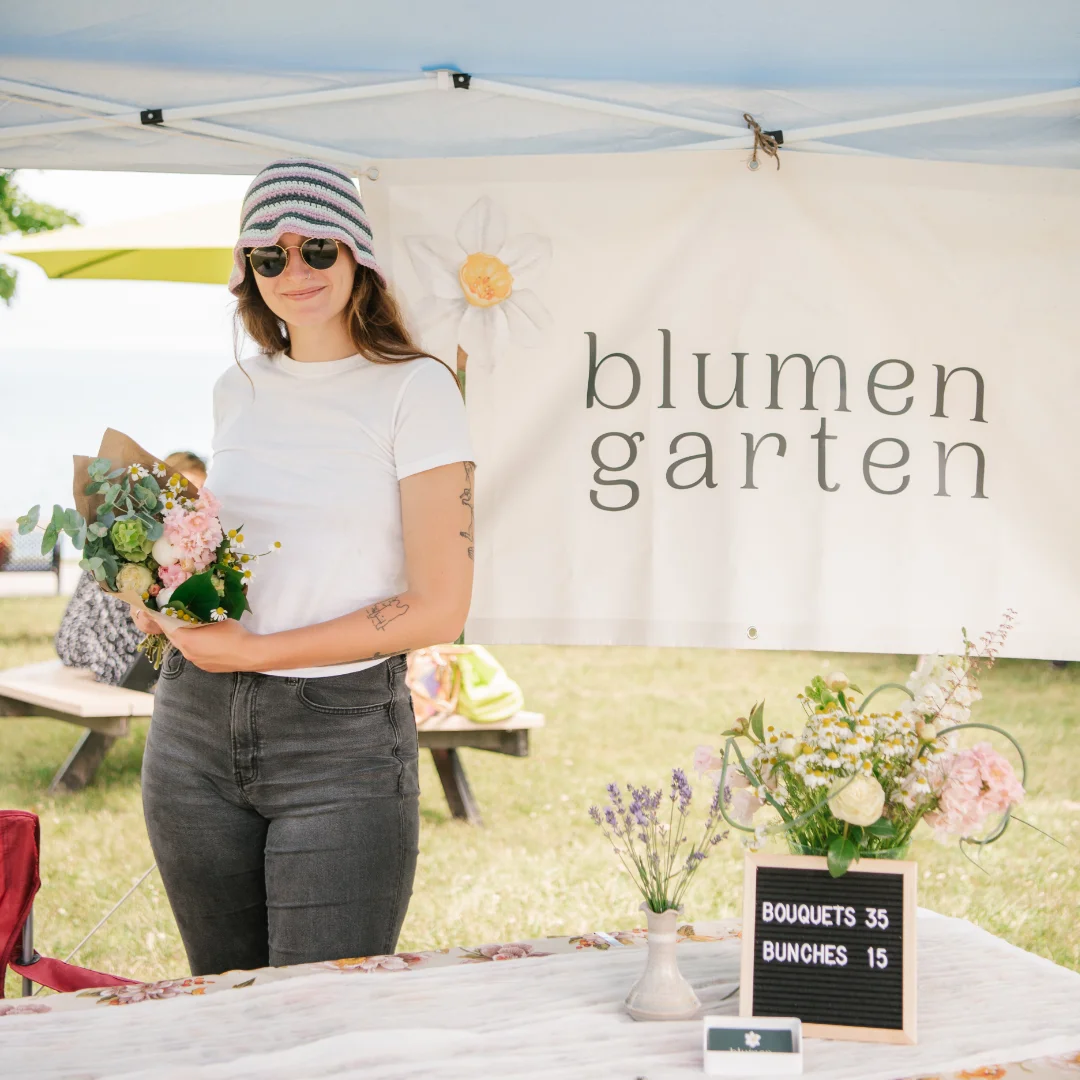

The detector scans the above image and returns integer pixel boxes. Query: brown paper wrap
[75,428,207,633]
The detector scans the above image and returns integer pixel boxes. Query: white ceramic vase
[624,902,701,1021]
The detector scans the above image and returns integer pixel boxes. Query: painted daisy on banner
[404,197,552,372]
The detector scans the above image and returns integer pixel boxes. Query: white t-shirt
[206,351,474,678]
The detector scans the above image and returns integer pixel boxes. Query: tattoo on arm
[366,598,409,632]
[460,461,475,561]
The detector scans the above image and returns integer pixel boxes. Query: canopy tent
[2,5,1079,661]
[0,1,1078,172]
[0,201,236,282]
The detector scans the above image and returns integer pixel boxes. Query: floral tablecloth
[3,912,1079,1080]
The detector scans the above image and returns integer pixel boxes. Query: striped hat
[228,158,385,294]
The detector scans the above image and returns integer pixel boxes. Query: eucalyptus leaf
[97,510,115,528]
[50,504,66,530]
[88,458,111,479]
[106,466,126,479]
[84,480,103,495]
[147,520,164,541]
[40,522,58,556]
[70,520,87,551]
[16,505,40,534]
[89,522,109,538]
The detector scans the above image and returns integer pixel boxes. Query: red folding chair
[1,810,138,996]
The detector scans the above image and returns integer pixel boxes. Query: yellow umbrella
[0,200,239,285]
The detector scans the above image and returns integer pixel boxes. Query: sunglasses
[246,237,341,278]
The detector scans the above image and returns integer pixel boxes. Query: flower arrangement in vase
[695,614,1038,877]
[589,770,729,1020]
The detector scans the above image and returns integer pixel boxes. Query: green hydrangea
[110,517,153,560]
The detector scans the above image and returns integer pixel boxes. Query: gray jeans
[141,648,420,976]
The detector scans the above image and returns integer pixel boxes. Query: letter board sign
[740,854,917,1044]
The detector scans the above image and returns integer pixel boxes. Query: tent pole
[470,78,748,137]
[677,85,1080,151]
[0,75,430,163]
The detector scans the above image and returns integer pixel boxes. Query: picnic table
[3,911,1079,1078]
[0,659,543,820]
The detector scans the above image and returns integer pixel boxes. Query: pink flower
[196,488,221,517]
[693,745,722,777]
[969,742,1025,815]
[924,742,1024,837]
[158,563,191,589]
[0,1001,50,1015]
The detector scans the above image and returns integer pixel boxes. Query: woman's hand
[131,608,164,636]
[162,620,264,674]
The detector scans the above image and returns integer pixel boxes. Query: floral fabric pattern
[77,976,209,1005]
[5,916,1078,1080]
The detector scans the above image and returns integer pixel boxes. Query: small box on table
[703,1015,803,1076]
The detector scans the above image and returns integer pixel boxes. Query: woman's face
[252,231,356,329]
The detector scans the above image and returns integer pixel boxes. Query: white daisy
[404,196,552,372]
[210,607,227,622]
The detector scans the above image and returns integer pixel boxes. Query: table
[3,911,1079,1079]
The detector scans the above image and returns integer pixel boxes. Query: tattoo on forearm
[460,461,475,561]
[366,598,409,631]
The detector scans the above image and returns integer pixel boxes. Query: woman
[133,158,475,976]
[56,451,207,687]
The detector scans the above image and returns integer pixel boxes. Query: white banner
[367,152,1080,660]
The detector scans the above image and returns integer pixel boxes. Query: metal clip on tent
[140,108,164,126]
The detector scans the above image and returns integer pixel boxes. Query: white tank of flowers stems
[589,769,730,1020]
[692,613,1054,878]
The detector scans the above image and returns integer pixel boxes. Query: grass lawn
[2,596,1078,998]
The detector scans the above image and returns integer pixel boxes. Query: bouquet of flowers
[589,770,729,913]
[16,429,276,667]
[695,614,1033,877]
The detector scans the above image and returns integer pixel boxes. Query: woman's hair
[234,263,456,380]
[164,450,207,477]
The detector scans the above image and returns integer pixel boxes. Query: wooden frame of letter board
[740,854,917,1045]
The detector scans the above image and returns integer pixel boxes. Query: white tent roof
[1,1,1078,172]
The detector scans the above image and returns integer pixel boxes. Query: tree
[0,170,80,304]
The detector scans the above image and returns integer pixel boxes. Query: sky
[0,169,254,523]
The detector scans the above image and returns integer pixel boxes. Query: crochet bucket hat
[228,158,385,294]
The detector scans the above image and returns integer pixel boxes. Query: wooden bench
[0,660,543,822]
[0,661,149,793]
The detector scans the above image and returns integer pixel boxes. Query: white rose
[151,535,184,566]
[156,586,176,608]
[115,563,154,596]
[827,774,886,827]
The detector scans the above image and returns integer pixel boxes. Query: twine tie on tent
[744,113,781,170]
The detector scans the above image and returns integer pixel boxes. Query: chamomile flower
[210,607,228,622]
[128,464,149,480]
[152,462,167,479]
